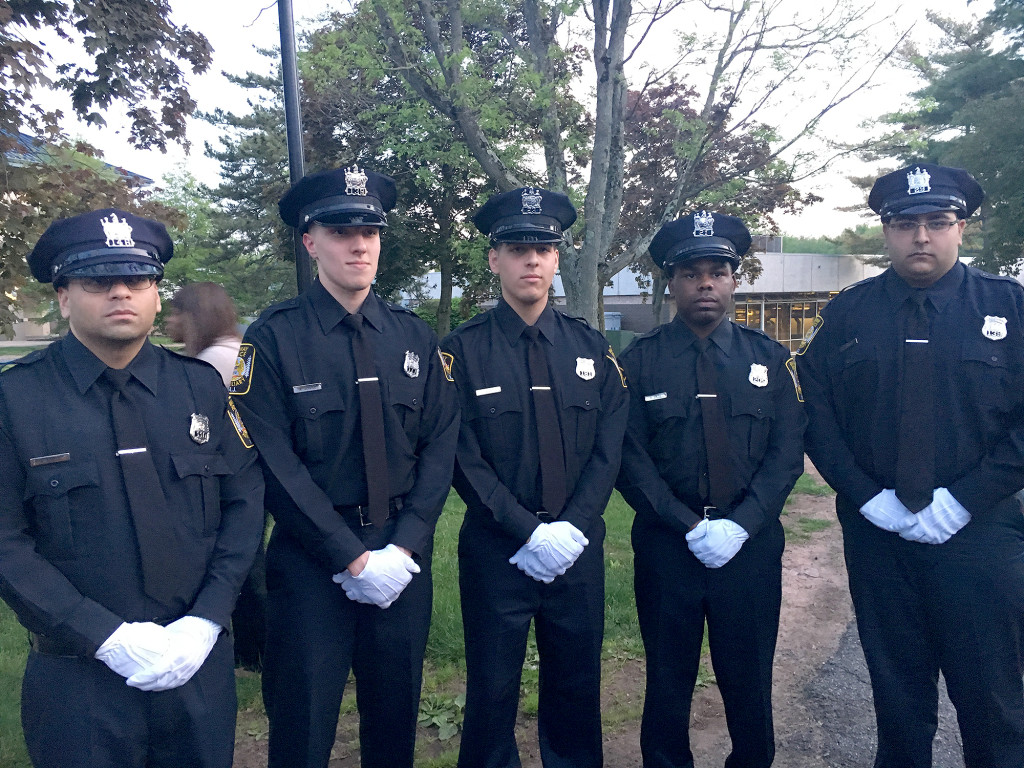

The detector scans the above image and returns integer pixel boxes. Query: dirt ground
[232,459,966,767]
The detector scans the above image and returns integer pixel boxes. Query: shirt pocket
[731,395,775,458]
[644,393,691,457]
[24,460,100,560]
[959,339,1011,411]
[288,389,345,463]
[561,388,602,457]
[470,388,523,464]
[171,452,232,536]
[387,378,424,437]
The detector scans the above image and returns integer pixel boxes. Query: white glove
[685,518,749,568]
[860,489,916,533]
[94,622,171,679]
[900,487,972,545]
[333,544,420,609]
[509,546,562,583]
[524,521,588,569]
[125,616,221,692]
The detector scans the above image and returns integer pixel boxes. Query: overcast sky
[53,0,991,238]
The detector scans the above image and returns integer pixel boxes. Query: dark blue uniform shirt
[230,282,459,572]
[617,317,805,536]
[441,300,629,542]
[796,262,1024,514]
[0,334,265,656]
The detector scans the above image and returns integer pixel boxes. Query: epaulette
[635,325,664,340]
[1,347,47,373]
[836,274,877,296]
[385,301,419,317]
[735,322,788,351]
[970,265,1024,287]
[245,297,301,334]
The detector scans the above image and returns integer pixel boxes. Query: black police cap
[649,212,751,272]
[279,166,397,233]
[28,208,172,285]
[472,187,577,243]
[868,163,984,220]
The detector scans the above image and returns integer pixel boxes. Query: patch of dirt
[232,458,855,767]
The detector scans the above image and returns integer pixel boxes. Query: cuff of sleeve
[947,479,987,517]
[75,603,124,657]
[508,511,542,546]
[728,502,763,539]
[392,514,432,558]
[324,524,370,574]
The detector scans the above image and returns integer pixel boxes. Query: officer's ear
[57,284,72,319]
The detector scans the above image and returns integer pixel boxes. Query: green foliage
[418,693,466,741]
[414,298,481,334]
[783,236,841,255]
[791,473,835,497]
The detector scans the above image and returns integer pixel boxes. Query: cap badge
[522,187,543,215]
[101,213,135,248]
[576,357,595,380]
[749,363,768,387]
[693,210,714,237]
[982,315,1007,341]
[189,413,211,445]
[907,166,931,195]
[344,165,369,196]
[404,350,420,378]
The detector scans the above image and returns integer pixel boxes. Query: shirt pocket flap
[25,461,100,500]
[731,396,774,420]
[561,388,601,412]
[171,452,231,479]
[962,341,1009,369]
[472,387,522,419]
[289,388,345,421]
[387,379,423,410]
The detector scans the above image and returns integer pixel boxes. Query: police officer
[797,164,1024,767]
[229,166,459,768]
[0,209,265,768]
[616,212,804,768]
[441,187,629,768]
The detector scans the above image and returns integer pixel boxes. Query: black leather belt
[337,497,404,527]
[702,505,727,520]
[536,511,557,523]
[30,618,176,657]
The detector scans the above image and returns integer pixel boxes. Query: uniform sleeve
[389,340,460,556]
[558,345,629,534]
[232,328,368,573]
[443,336,543,543]
[949,286,1024,514]
[616,344,703,534]
[0,390,121,656]
[729,347,806,537]
[796,306,884,508]
[188,391,265,628]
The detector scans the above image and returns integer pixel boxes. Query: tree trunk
[436,182,456,338]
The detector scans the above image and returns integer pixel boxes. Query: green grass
[791,473,835,496]
[0,604,29,768]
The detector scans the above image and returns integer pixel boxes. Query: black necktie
[104,368,180,606]
[342,313,390,526]
[524,325,567,516]
[895,292,935,512]
[696,339,737,510]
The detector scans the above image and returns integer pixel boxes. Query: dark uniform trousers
[617,317,804,768]
[442,300,629,768]
[0,334,264,768]
[797,263,1024,768]
[231,283,459,768]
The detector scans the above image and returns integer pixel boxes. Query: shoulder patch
[606,345,627,388]
[784,357,804,403]
[226,397,255,449]
[229,344,255,396]
[793,315,823,356]
[437,348,454,382]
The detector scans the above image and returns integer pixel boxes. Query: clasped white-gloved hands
[333,544,420,609]
[685,518,749,568]
[509,521,588,583]
[123,616,221,692]
[94,621,171,679]
[860,489,916,532]
[899,487,971,545]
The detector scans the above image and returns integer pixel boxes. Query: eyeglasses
[75,275,158,293]
[888,219,960,234]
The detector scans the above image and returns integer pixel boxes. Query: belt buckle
[357,506,372,527]
[703,506,718,519]
[537,511,555,523]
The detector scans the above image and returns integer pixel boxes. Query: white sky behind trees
[51,0,992,238]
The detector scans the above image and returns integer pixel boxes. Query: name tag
[644,392,667,402]
[29,453,70,467]
[292,383,323,393]
[476,386,502,397]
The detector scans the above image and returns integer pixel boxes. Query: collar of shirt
[667,315,735,358]
[309,280,385,335]
[494,298,557,346]
[62,332,160,397]
[883,260,965,312]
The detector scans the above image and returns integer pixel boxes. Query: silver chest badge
[576,357,595,380]
[982,315,1007,340]
[404,350,420,378]
[189,413,211,445]
[749,363,768,387]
